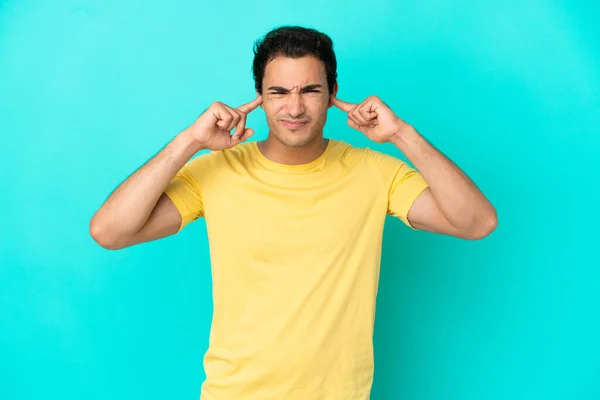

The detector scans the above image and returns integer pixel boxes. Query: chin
[276,131,318,148]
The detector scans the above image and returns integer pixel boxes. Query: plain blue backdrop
[1,0,599,399]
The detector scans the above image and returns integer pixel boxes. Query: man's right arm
[89,96,263,250]
[89,130,203,250]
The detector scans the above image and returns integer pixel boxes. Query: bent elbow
[89,218,124,250]
[465,210,498,240]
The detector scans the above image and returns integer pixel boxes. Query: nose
[285,92,305,118]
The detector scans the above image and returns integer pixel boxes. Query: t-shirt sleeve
[163,152,213,233]
[375,150,429,229]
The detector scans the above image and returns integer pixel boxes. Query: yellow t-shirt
[164,138,428,400]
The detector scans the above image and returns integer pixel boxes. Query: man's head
[252,26,338,148]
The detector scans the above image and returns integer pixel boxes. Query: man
[90,26,497,400]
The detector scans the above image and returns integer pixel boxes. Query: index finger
[237,95,263,114]
[331,97,356,113]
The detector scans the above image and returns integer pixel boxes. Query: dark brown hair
[252,25,338,95]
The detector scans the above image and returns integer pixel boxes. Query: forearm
[390,125,497,231]
[90,130,203,237]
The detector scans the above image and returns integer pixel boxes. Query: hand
[185,96,263,150]
[331,95,410,143]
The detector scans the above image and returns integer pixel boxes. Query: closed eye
[269,89,320,95]
[267,84,324,95]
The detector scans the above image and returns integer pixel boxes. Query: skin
[257,55,336,165]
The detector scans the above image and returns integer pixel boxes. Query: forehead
[263,56,327,86]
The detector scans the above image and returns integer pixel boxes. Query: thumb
[235,128,255,143]
[347,118,362,132]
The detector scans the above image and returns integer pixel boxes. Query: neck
[258,134,329,165]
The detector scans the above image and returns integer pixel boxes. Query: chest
[202,171,387,259]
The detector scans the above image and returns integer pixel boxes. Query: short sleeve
[375,151,429,229]
[163,152,213,233]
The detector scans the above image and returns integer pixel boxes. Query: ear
[328,83,339,109]
[258,90,264,108]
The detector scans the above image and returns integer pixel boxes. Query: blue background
[1,0,599,399]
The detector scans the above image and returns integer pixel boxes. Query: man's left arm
[331,94,498,240]
[390,125,497,240]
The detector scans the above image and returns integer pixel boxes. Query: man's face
[261,56,335,148]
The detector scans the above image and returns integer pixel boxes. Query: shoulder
[182,149,216,174]
[332,139,405,171]
[185,141,255,170]
[215,141,256,166]
[328,139,372,161]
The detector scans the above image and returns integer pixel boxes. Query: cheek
[310,100,329,116]
[262,105,279,121]
[263,97,285,111]
[262,106,283,125]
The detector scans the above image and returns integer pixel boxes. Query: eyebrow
[267,84,324,92]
